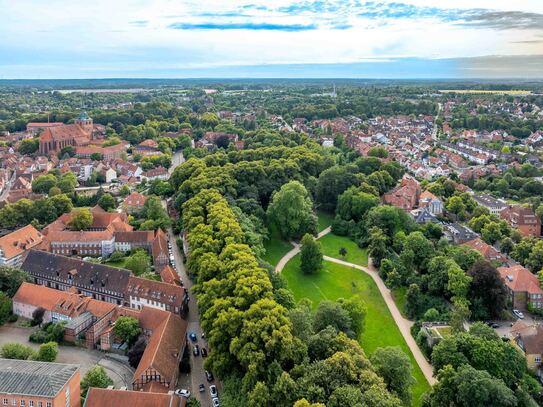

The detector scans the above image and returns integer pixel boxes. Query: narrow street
[165,150,216,407]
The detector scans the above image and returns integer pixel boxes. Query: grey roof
[0,359,78,397]
[22,250,130,297]
[473,193,507,208]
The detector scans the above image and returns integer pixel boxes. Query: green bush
[1,343,35,360]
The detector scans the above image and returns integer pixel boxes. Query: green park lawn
[392,286,408,317]
[262,224,293,266]
[318,233,368,267]
[283,256,430,406]
[316,210,334,232]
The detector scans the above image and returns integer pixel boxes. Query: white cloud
[0,0,542,77]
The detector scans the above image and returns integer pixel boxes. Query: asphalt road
[166,151,219,407]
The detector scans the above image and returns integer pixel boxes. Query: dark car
[193,345,200,356]
[201,347,208,357]
[205,370,214,382]
[189,332,197,342]
[199,384,205,393]
[491,323,500,329]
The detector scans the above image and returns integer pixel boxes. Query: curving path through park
[275,228,436,385]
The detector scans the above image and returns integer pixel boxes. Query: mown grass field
[283,256,430,406]
[316,210,334,232]
[262,224,293,266]
[318,233,368,266]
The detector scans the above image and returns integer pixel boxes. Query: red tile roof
[498,265,543,295]
[0,225,43,259]
[84,388,183,407]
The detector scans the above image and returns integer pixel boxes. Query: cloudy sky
[1,0,543,78]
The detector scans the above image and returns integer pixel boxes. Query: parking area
[0,324,134,388]
[481,313,538,339]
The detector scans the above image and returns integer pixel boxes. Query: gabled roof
[463,238,507,262]
[84,388,183,407]
[133,312,187,391]
[498,265,543,295]
[123,191,147,207]
[14,282,117,319]
[22,250,131,296]
[0,224,43,259]
[0,358,78,398]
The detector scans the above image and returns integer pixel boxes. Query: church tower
[75,111,93,135]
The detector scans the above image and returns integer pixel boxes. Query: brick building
[0,359,80,407]
[500,205,541,237]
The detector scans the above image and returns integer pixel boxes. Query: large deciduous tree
[80,366,114,399]
[370,346,415,406]
[467,260,507,320]
[68,208,93,231]
[267,181,317,240]
[300,234,323,274]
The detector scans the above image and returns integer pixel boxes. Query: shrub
[34,341,58,362]
[1,343,35,360]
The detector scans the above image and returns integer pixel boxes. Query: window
[20,401,25,407]
[29,402,33,407]
[12,401,16,406]
[3,400,7,406]
[536,356,541,363]
[38,402,42,407]
[46,403,51,407]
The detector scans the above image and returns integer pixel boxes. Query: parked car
[513,309,525,319]
[175,389,190,398]
[189,332,197,342]
[212,397,220,407]
[210,385,218,398]
[193,345,200,356]
[201,348,208,357]
[199,384,205,393]
[491,323,500,329]
[205,370,214,382]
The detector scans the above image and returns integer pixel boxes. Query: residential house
[500,205,541,237]
[443,223,478,244]
[141,167,169,181]
[473,194,508,215]
[0,225,43,267]
[498,265,543,311]
[122,191,147,214]
[418,190,443,215]
[462,238,508,265]
[0,359,80,407]
[511,321,543,371]
[383,175,421,211]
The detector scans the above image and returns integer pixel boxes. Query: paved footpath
[274,228,436,385]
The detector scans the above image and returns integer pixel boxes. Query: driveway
[0,325,134,388]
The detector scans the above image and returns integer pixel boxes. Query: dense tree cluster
[424,323,541,407]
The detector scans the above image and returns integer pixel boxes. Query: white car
[513,309,525,319]
[212,397,220,407]
[210,385,218,398]
[175,389,191,398]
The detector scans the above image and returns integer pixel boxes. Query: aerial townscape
[2,1,543,407]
